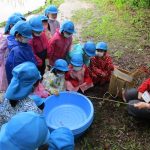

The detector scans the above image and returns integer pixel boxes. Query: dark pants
[124,88,150,119]
[37,50,47,76]
[38,144,48,150]
[38,60,46,76]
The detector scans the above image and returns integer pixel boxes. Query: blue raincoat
[5,41,37,84]
[0,111,74,150]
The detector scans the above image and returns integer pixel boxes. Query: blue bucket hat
[83,41,96,57]
[48,127,74,150]
[5,62,41,100]
[71,54,83,67]
[53,59,69,72]
[29,16,44,32]
[0,111,49,150]
[60,20,76,34]
[4,15,22,33]
[39,15,48,21]
[96,42,108,51]
[12,12,26,20]
[44,5,58,15]
[10,20,33,39]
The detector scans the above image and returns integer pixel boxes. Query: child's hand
[138,92,143,99]
[101,72,106,77]
[114,65,119,69]
[54,90,59,96]
[134,102,150,109]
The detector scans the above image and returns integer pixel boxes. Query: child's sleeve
[43,73,58,95]
[33,82,50,98]
[42,32,49,52]
[65,72,79,87]
[66,37,72,53]
[47,39,57,66]
[57,20,60,28]
[28,40,43,67]
[89,58,104,76]
[0,49,4,66]
[138,78,150,93]
[105,55,114,72]
[0,37,7,65]
[84,66,93,84]
[59,78,66,92]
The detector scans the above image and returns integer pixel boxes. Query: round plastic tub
[43,91,94,137]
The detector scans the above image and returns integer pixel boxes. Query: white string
[86,95,134,106]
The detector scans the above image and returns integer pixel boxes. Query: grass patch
[113,50,124,60]
[72,0,150,56]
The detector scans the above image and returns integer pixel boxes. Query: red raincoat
[138,78,150,93]
[65,65,93,93]
[29,32,48,67]
[89,53,114,84]
[47,29,72,66]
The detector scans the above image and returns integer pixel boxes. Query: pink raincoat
[65,65,93,93]
[48,19,60,36]
[47,29,72,66]
[0,34,8,91]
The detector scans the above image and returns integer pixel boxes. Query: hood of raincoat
[0,111,49,150]
[5,62,41,100]
[7,35,18,51]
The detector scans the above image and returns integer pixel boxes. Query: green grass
[72,0,150,60]
[113,50,124,60]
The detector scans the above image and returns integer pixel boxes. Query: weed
[113,50,124,60]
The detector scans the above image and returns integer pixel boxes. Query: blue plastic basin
[43,91,94,137]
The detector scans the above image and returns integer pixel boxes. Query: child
[4,14,25,53]
[12,12,26,20]
[68,41,96,66]
[48,20,75,66]
[4,14,22,35]
[0,111,74,150]
[65,54,93,93]
[0,62,44,127]
[123,78,150,119]
[43,59,68,95]
[44,5,60,36]
[0,14,23,91]
[89,42,114,85]
[39,15,52,40]
[5,20,37,84]
[29,16,48,76]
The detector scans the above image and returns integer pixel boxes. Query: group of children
[0,4,114,149]
[0,3,149,150]
[0,5,114,97]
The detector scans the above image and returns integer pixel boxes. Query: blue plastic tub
[43,91,94,137]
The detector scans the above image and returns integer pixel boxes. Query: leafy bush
[112,0,150,8]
